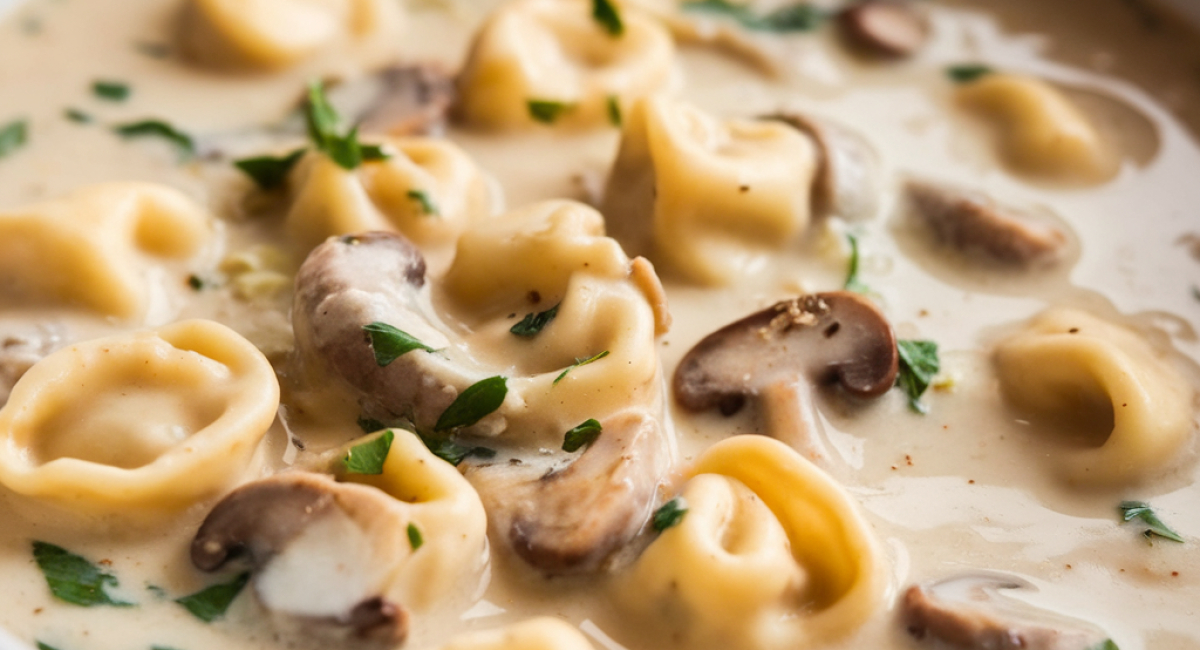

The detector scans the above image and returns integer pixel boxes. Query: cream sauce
[0,0,1199,649]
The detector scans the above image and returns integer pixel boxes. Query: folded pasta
[0,320,279,513]
[435,618,596,650]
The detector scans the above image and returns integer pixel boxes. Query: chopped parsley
[175,572,250,622]
[64,108,93,124]
[946,64,994,84]
[419,433,495,466]
[113,119,195,158]
[407,189,440,216]
[186,275,207,291]
[896,339,939,414]
[342,429,394,475]
[407,523,424,550]
[1087,640,1120,650]
[363,322,436,367]
[434,376,508,432]
[554,350,610,384]
[682,0,827,32]
[527,100,575,124]
[357,415,389,434]
[92,80,130,101]
[562,418,602,452]
[36,643,62,650]
[0,119,28,159]
[510,302,560,337]
[592,0,624,36]
[233,148,306,190]
[1119,501,1184,543]
[652,497,688,531]
[304,81,391,170]
[844,233,869,294]
[606,95,622,127]
[32,541,133,607]
[135,42,171,59]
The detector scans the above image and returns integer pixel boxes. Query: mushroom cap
[838,1,930,59]
[673,292,898,416]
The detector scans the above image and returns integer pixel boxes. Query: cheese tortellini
[456,0,677,129]
[0,320,279,514]
[956,73,1118,184]
[286,140,493,258]
[435,618,596,650]
[179,0,402,70]
[601,96,818,285]
[614,435,886,649]
[994,308,1195,484]
[0,183,215,321]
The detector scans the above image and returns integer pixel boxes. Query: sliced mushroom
[355,65,457,137]
[903,180,1068,268]
[675,292,898,417]
[466,410,667,574]
[763,113,882,222]
[838,1,929,58]
[0,324,64,406]
[192,473,411,644]
[902,574,1110,650]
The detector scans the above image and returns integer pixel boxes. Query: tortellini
[994,308,1195,484]
[0,320,279,514]
[614,435,886,649]
[436,618,596,650]
[601,96,818,285]
[179,0,402,70]
[456,0,677,129]
[286,140,493,259]
[956,73,1118,184]
[0,183,215,321]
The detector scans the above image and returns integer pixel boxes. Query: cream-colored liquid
[1,0,1199,649]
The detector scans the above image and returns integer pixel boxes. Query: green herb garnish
[64,108,93,124]
[0,119,28,159]
[92,80,130,101]
[527,100,575,124]
[407,523,424,550]
[1086,640,1120,650]
[562,418,602,452]
[1119,501,1184,543]
[434,376,508,432]
[357,415,389,434]
[33,541,133,607]
[510,302,560,337]
[606,95,622,127]
[592,0,624,36]
[682,0,827,32]
[419,433,495,466]
[896,339,939,414]
[652,497,688,531]
[234,148,305,190]
[363,322,436,367]
[113,119,195,157]
[186,275,206,291]
[343,429,394,475]
[135,42,171,59]
[406,189,440,216]
[554,350,610,384]
[844,233,869,294]
[36,642,62,650]
[303,81,390,170]
[946,64,994,84]
[175,572,250,622]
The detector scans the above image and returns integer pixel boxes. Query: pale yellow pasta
[994,308,1195,484]
[435,618,596,650]
[456,0,676,129]
[956,73,1118,183]
[0,183,215,321]
[615,435,886,649]
[0,320,279,514]
[285,140,493,255]
[179,0,401,70]
[601,96,817,285]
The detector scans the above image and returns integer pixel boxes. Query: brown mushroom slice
[0,324,64,406]
[192,473,409,644]
[902,574,1110,650]
[764,113,882,222]
[903,180,1068,268]
[354,65,456,137]
[466,410,668,574]
[837,1,929,59]
[674,292,899,419]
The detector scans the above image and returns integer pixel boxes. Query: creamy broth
[0,0,1199,650]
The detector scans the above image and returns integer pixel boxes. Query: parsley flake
[682,0,827,32]
[343,429,394,475]
[527,100,575,124]
[592,0,625,36]
[419,433,495,466]
[652,497,688,531]
[64,108,93,124]
[304,81,390,170]
[946,64,994,84]
[363,322,436,367]
[407,189,441,216]
[175,572,250,622]
[1086,640,1120,650]
[0,119,29,159]
[92,80,130,102]
[435,376,508,432]
[234,148,306,190]
[36,642,62,650]
[606,95,622,127]
[407,523,424,550]
[510,302,560,337]
[32,541,133,608]
[554,350,610,384]
[1119,501,1184,543]
[844,233,869,294]
[896,339,939,414]
[562,418,602,452]
[114,119,195,158]
[357,415,389,434]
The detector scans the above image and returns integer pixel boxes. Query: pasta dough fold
[435,618,596,650]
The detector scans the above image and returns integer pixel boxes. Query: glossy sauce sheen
[1,0,1199,649]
